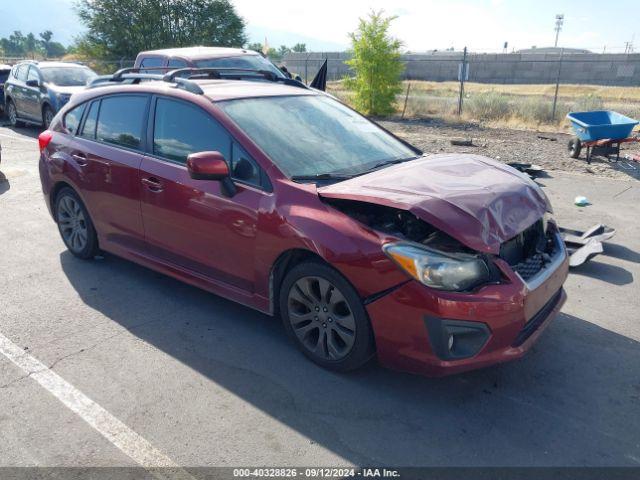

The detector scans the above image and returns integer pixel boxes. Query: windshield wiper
[361,156,421,174]
[291,173,355,182]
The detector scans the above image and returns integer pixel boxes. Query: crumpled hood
[317,154,550,254]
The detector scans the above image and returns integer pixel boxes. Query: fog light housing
[424,317,491,360]
[447,334,455,351]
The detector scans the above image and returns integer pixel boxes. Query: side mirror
[26,79,40,88]
[186,151,237,197]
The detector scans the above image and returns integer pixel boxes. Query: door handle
[72,152,88,166]
[142,177,164,192]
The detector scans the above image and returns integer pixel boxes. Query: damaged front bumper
[366,234,569,377]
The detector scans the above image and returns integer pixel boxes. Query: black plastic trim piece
[363,280,411,305]
[424,316,491,360]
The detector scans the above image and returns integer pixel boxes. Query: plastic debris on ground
[574,195,590,206]
[559,224,616,267]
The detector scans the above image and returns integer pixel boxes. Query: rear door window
[64,103,86,134]
[80,101,99,139]
[152,97,230,164]
[96,95,148,150]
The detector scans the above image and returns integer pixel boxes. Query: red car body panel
[39,79,569,376]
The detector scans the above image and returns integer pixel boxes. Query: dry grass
[327,79,640,131]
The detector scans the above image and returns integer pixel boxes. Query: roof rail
[162,67,308,89]
[87,66,309,95]
[88,68,205,94]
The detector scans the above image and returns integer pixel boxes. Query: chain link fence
[4,51,640,126]
[282,50,640,126]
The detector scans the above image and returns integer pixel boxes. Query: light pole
[554,14,564,47]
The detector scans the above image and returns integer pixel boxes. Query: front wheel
[279,261,375,372]
[568,137,582,159]
[43,105,54,129]
[55,187,100,259]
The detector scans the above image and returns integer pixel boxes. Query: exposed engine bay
[325,198,558,282]
[324,198,475,254]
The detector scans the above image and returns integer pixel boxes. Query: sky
[1,0,637,53]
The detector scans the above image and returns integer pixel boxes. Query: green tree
[292,43,307,52]
[39,31,66,57]
[344,10,404,116]
[75,0,247,59]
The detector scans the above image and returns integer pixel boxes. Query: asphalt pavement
[0,123,639,472]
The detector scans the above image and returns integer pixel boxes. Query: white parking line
[0,332,195,480]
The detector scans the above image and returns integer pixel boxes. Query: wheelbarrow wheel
[568,137,582,159]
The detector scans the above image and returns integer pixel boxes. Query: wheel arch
[49,181,76,221]
[268,248,327,316]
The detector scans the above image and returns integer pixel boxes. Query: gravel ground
[381,118,640,181]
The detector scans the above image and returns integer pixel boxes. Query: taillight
[38,130,53,152]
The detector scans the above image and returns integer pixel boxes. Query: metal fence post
[457,47,468,116]
[552,48,565,120]
[401,82,412,119]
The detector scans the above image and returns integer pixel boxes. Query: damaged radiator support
[499,219,558,281]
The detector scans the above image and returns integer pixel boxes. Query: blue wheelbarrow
[566,110,639,163]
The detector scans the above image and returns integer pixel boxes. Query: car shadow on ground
[0,123,41,139]
[60,251,640,466]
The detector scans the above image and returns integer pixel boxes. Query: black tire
[568,137,581,159]
[54,187,100,260]
[6,100,25,127]
[279,260,375,372]
[42,105,54,129]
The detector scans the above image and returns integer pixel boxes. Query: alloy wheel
[287,276,356,361]
[57,195,88,253]
[8,102,17,126]
[44,108,54,128]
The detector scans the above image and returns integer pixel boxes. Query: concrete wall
[283,52,640,86]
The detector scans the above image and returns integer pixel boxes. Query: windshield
[40,66,97,86]
[219,95,418,178]
[195,55,285,78]
[0,71,9,83]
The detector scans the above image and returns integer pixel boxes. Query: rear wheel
[55,187,100,259]
[7,100,24,127]
[279,261,375,372]
[43,105,54,129]
[568,137,582,159]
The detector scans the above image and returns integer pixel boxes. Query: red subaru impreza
[38,69,568,376]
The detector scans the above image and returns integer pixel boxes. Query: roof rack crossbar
[162,67,308,89]
[88,70,204,94]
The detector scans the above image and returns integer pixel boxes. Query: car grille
[500,219,558,281]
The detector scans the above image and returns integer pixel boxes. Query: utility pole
[457,47,468,116]
[552,48,565,120]
[554,14,564,48]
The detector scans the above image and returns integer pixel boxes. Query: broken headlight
[383,243,492,292]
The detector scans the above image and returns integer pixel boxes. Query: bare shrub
[465,92,511,120]
[572,94,604,112]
